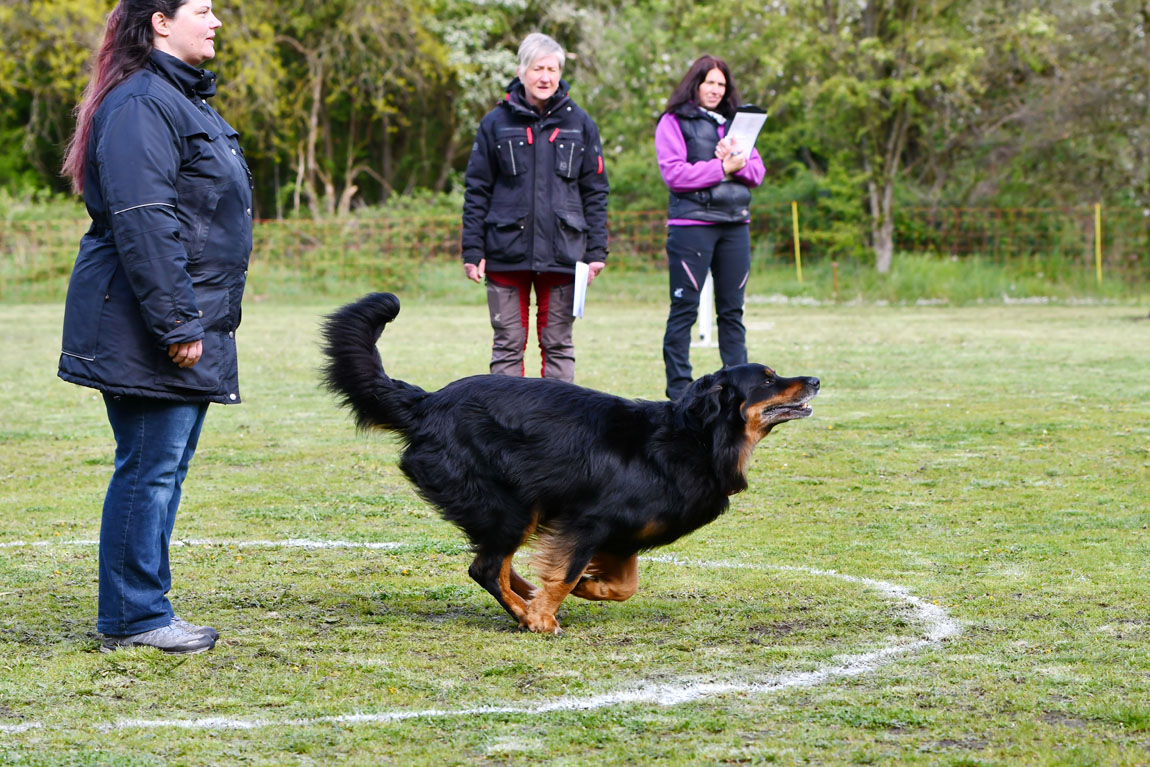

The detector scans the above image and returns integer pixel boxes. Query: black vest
[667,108,752,223]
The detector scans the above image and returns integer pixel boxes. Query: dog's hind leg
[509,567,537,601]
[570,552,638,602]
[468,549,531,626]
[463,507,540,626]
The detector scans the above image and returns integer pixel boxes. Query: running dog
[321,292,819,634]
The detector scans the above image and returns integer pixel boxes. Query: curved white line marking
[0,539,405,551]
[0,540,960,734]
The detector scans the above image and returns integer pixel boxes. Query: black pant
[662,223,751,399]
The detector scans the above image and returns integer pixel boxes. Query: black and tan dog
[321,293,819,634]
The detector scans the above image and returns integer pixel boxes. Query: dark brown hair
[663,55,741,121]
[61,0,188,193]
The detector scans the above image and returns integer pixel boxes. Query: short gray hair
[517,33,565,74]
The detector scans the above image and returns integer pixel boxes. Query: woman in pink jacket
[655,55,765,400]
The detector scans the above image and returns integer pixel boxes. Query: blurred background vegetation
[1,0,1148,285]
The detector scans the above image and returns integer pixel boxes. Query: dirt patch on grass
[937,738,988,750]
[1041,711,1089,728]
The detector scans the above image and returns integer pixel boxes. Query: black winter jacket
[59,51,253,404]
[461,78,609,274]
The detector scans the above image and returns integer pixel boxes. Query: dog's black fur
[321,292,819,633]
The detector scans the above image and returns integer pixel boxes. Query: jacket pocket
[484,212,527,263]
[179,183,223,266]
[553,138,585,180]
[60,250,118,361]
[494,133,530,177]
[553,211,587,266]
[153,285,228,392]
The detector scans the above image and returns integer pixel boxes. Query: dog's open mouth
[760,398,815,426]
[766,405,813,423]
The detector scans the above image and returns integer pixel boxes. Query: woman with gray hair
[461,33,609,382]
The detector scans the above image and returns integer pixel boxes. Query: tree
[0,0,107,192]
[949,0,1149,208]
[776,0,986,271]
[263,0,453,217]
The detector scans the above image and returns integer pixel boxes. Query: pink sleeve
[732,149,765,188]
[655,113,726,193]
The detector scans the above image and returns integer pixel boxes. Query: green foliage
[602,142,666,212]
[0,188,86,222]
[2,0,1148,271]
[0,0,107,192]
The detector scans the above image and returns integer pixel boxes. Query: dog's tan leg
[522,575,578,634]
[469,552,531,626]
[570,552,638,602]
[509,567,538,601]
[524,534,585,634]
[506,510,541,602]
[497,555,531,624]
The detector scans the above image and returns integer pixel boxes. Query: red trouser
[485,270,576,381]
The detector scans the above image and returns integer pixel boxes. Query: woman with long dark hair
[59,0,252,654]
[655,55,765,399]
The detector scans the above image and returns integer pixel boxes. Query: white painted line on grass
[0,539,960,734]
[0,723,41,734]
[0,539,100,548]
[0,538,406,550]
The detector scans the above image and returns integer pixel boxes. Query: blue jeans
[98,394,209,636]
[663,224,751,399]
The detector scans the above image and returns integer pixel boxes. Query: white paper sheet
[573,261,589,318]
[726,111,768,156]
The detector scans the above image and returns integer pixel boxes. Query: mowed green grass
[1,294,1148,766]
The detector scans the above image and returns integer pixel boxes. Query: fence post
[791,201,803,282]
[1094,203,1103,285]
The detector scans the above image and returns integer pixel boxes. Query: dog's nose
[809,377,820,390]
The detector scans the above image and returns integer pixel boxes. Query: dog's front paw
[524,613,562,635]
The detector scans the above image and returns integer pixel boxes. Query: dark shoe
[173,615,220,642]
[100,622,215,654]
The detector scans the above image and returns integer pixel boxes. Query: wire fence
[1,204,1146,300]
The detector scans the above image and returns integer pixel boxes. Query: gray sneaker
[100,622,216,654]
[172,616,220,642]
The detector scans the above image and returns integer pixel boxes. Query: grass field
[1,292,1148,766]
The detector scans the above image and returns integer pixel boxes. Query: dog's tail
[320,292,425,434]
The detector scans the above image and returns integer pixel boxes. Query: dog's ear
[673,371,729,431]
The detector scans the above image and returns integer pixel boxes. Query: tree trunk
[381,111,392,202]
[873,194,894,273]
[336,184,358,217]
[305,55,324,219]
[293,142,305,215]
[867,171,895,273]
[433,130,457,192]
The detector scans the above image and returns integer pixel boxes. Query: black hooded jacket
[461,78,609,273]
[58,50,253,404]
